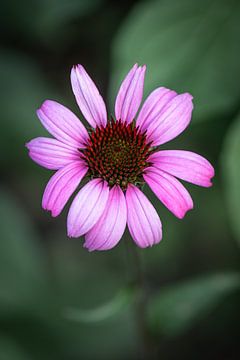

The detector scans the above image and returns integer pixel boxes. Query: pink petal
[71,65,107,128]
[146,93,193,146]
[126,184,162,248]
[26,137,81,170]
[144,167,193,219]
[42,161,87,217]
[136,87,177,132]
[115,64,146,125]
[84,185,127,251]
[67,179,109,238]
[37,100,88,148]
[149,150,215,187]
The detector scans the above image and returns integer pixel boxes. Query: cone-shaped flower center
[82,120,152,190]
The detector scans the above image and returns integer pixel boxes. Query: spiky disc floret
[81,120,152,190]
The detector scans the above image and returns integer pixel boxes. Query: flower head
[26,64,214,251]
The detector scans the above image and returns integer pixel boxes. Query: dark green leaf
[0,188,47,309]
[0,51,59,169]
[0,337,31,360]
[35,0,103,43]
[222,111,240,245]
[0,0,102,43]
[65,287,135,323]
[110,0,240,122]
[148,273,240,336]
[0,51,56,140]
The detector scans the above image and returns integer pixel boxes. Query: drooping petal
[84,185,127,251]
[115,64,146,125]
[126,184,162,248]
[71,65,107,128]
[146,93,193,146]
[26,137,81,170]
[67,179,109,238]
[144,167,193,219]
[149,150,215,187]
[136,87,177,132]
[37,100,88,148]
[42,161,87,217]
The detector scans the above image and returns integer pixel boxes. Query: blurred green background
[1,0,240,359]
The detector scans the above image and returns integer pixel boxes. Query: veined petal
[136,87,177,132]
[115,64,146,125]
[26,137,80,170]
[149,150,215,187]
[144,167,193,219]
[37,100,88,148]
[146,93,193,146]
[71,65,107,128]
[84,185,127,251]
[126,184,162,248]
[67,179,109,238]
[42,161,87,217]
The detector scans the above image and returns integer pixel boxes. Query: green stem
[124,238,156,360]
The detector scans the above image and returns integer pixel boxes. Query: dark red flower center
[81,120,152,190]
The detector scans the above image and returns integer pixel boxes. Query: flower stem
[124,238,156,359]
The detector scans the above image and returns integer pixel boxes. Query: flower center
[81,120,152,190]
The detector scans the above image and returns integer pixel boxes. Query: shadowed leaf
[0,188,47,309]
[65,287,135,323]
[222,111,240,245]
[147,273,240,336]
[110,0,240,123]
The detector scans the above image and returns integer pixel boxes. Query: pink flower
[26,64,214,251]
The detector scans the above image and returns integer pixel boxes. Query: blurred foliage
[0,189,47,308]
[0,0,102,45]
[110,0,240,123]
[0,337,31,360]
[0,51,58,169]
[222,111,240,246]
[148,272,240,337]
[0,0,240,359]
[65,287,135,323]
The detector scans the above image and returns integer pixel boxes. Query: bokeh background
[1,0,240,359]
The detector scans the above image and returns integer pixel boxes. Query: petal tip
[73,64,86,76]
[70,66,76,75]
[205,180,213,188]
[86,245,95,252]
[183,92,194,102]
[36,107,42,117]
[178,204,194,219]
[83,241,97,252]
[67,229,74,238]
[42,204,59,218]
[40,99,52,109]
[25,141,30,149]
[37,100,52,115]
[51,211,59,218]
[71,64,80,71]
